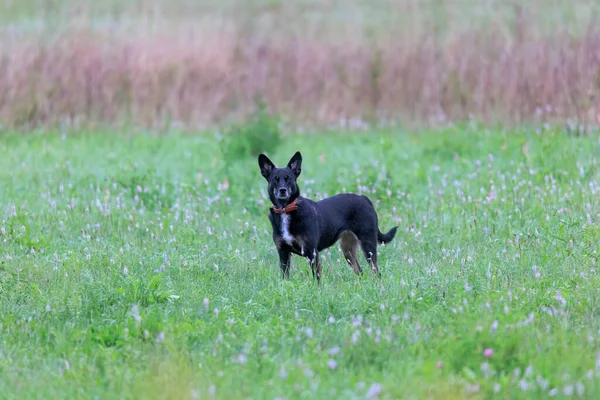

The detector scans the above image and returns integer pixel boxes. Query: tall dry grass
[1,2,600,129]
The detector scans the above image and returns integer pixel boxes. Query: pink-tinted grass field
[1,0,600,129]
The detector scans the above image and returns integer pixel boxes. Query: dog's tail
[378,226,398,244]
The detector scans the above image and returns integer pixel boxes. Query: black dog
[258,151,398,282]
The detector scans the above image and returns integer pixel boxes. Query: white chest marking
[280,213,295,245]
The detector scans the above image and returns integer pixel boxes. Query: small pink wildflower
[366,383,383,399]
[484,348,494,358]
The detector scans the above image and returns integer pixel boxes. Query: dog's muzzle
[277,188,289,199]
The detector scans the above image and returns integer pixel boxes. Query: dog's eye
[274,176,280,182]
[284,175,289,181]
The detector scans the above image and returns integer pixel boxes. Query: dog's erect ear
[258,154,275,180]
[287,151,302,177]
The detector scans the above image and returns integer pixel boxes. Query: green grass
[1,126,600,399]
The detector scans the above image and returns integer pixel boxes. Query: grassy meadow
[1,126,600,399]
[2,1,600,399]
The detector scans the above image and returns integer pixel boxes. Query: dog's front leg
[306,249,322,283]
[277,248,291,280]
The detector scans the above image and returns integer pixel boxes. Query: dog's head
[258,151,302,207]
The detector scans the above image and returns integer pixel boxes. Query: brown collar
[271,198,299,214]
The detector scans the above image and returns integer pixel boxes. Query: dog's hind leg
[340,231,363,275]
[315,253,322,283]
[359,238,380,277]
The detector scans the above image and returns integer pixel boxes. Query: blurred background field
[2,0,600,129]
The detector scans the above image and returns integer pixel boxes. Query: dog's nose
[279,188,287,194]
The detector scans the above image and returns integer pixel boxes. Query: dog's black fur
[258,151,398,282]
